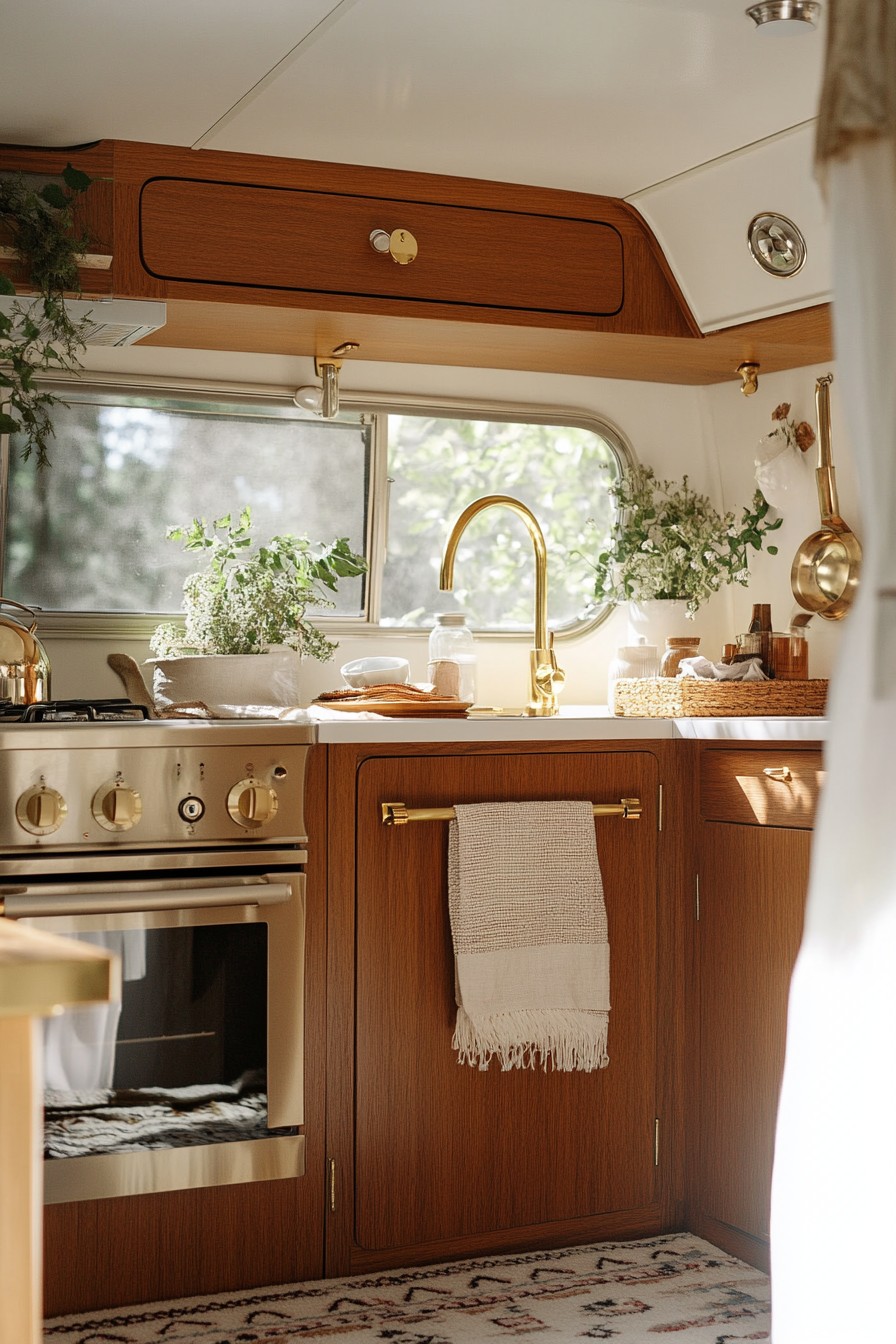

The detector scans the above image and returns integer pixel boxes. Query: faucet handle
[529,646,566,715]
[547,632,565,690]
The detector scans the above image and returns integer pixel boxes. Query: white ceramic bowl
[340,656,410,688]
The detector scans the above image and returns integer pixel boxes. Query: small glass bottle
[660,635,700,677]
[428,612,478,702]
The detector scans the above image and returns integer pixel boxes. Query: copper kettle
[0,598,51,704]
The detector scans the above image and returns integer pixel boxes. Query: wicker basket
[612,677,828,718]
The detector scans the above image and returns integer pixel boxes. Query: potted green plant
[0,164,97,467]
[585,465,782,631]
[148,508,367,709]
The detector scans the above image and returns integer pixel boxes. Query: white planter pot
[627,599,701,650]
[148,648,301,712]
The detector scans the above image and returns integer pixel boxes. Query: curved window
[0,382,631,638]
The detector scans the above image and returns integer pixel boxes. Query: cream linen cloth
[448,801,610,1072]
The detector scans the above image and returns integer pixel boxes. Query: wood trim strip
[349,1204,671,1275]
[689,1211,770,1275]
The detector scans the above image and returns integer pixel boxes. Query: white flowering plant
[585,466,782,617]
[150,508,367,661]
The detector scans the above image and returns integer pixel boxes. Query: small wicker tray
[612,677,829,718]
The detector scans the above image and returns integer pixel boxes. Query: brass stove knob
[16,785,67,835]
[92,781,143,832]
[227,777,279,830]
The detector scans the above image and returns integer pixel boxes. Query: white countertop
[313,705,829,744]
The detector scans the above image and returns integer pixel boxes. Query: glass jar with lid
[660,635,701,678]
[428,612,478,702]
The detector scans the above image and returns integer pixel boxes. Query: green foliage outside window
[382,416,621,629]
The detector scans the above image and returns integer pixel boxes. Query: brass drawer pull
[763,767,793,783]
[369,228,418,264]
[381,798,642,825]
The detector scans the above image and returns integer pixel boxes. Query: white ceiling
[0,0,824,198]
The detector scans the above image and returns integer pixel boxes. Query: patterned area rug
[44,1233,770,1343]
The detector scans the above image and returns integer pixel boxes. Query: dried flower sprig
[582,466,782,618]
[771,403,816,453]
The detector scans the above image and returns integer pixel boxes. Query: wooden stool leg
[0,1016,43,1344]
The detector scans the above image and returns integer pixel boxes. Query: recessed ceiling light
[748,213,807,276]
[746,1,821,34]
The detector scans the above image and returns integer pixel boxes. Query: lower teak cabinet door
[352,749,660,1252]
[697,821,809,1252]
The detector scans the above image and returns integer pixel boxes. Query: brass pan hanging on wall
[791,374,862,621]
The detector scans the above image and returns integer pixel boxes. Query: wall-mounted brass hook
[737,361,760,396]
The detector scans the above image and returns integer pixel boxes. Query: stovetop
[0,698,152,724]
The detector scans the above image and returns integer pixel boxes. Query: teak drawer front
[700,749,825,829]
[139,178,625,317]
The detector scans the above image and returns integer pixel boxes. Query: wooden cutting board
[312,699,472,717]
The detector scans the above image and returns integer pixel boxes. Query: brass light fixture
[293,342,360,418]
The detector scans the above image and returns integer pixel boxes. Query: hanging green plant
[0,163,95,467]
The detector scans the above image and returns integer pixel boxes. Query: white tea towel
[678,654,767,681]
[448,801,610,1072]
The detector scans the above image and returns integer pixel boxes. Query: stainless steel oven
[0,712,314,1205]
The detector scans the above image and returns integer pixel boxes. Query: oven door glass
[43,922,274,1159]
[18,873,304,1179]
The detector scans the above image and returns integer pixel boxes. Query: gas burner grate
[0,698,151,723]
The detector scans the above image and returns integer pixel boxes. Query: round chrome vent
[746,2,821,34]
[747,213,807,277]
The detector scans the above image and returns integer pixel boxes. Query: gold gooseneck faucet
[439,494,565,716]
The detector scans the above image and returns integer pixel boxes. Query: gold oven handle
[381,798,642,825]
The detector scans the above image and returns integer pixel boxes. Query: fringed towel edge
[453,1004,609,1073]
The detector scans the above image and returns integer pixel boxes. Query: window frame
[0,372,636,642]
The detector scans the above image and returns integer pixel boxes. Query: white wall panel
[628,122,831,332]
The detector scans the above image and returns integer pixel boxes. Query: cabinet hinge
[655,1117,660,1166]
[328,1157,336,1213]
[657,783,664,832]
[695,873,700,922]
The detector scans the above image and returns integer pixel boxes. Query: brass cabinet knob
[389,228,417,264]
[227,777,279,829]
[369,228,418,264]
[92,781,143,831]
[16,785,68,835]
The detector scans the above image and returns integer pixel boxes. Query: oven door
[2,867,304,1204]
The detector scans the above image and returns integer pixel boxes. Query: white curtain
[770,43,896,1344]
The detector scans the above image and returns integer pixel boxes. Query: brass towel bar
[381,798,642,826]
